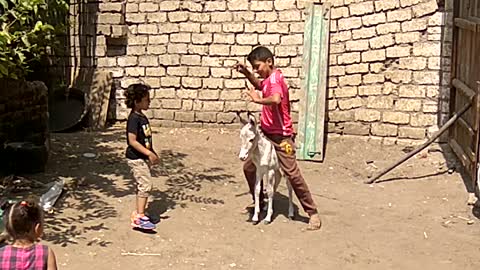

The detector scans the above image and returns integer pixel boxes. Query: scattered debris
[401,146,413,153]
[423,231,428,239]
[1,175,46,193]
[417,151,428,159]
[83,152,96,158]
[444,215,476,225]
[121,252,163,256]
[442,220,453,227]
[455,215,472,221]
[229,263,237,268]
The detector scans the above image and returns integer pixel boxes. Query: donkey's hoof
[263,220,271,225]
[288,215,295,220]
[251,220,260,225]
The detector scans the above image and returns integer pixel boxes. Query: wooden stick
[365,101,473,184]
[121,252,163,256]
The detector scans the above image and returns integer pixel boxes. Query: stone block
[362,49,386,62]
[371,123,398,136]
[346,63,370,74]
[352,27,377,39]
[195,112,217,122]
[350,1,375,16]
[162,99,182,109]
[395,99,422,111]
[339,75,362,86]
[342,122,371,135]
[398,127,426,139]
[363,13,387,26]
[398,85,426,98]
[375,0,400,11]
[383,111,410,124]
[338,52,361,64]
[387,8,412,22]
[369,34,395,49]
[355,109,381,122]
[401,18,428,32]
[338,98,364,110]
[328,110,355,122]
[175,112,195,122]
[412,0,438,17]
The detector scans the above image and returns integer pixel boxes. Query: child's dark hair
[2,197,43,241]
[125,83,151,109]
[247,46,275,66]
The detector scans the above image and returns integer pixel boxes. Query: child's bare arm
[245,86,281,105]
[253,93,281,105]
[244,71,262,90]
[47,247,58,270]
[233,63,262,90]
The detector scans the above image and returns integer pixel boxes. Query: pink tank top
[0,244,48,270]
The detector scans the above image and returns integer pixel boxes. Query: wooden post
[296,3,330,162]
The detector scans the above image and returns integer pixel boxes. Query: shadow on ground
[21,129,234,246]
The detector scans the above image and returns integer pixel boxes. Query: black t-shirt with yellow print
[126,111,154,160]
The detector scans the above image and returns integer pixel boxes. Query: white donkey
[238,113,294,224]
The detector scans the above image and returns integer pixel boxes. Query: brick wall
[326,0,452,145]
[69,0,453,144]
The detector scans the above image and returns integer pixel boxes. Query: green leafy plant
[0,0,68,79]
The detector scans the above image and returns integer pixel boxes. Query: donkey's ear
[237,112,247,125]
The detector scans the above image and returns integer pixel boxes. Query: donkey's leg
[287,177,294,220]
[264,170,276,224]
[252,170,263,223]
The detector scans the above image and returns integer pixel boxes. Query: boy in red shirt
[233,46,321,231]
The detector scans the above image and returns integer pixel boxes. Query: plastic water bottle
[39,180,64,212]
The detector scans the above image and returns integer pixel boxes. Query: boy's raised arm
[232,63,262,90]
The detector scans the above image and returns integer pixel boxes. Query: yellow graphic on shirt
[142,124,152,137]
[280,140,293,156]
[144,139,151,150]
[142,124,152,149]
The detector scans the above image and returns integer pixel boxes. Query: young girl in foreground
[0,198,57,269]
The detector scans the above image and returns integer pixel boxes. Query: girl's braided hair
[1,196,43,242]
[124,83,151,109]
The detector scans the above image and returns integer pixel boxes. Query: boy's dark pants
[243,133,318,215]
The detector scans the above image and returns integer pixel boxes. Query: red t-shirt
[260,69,293,136]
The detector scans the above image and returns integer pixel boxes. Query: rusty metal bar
[454,17,479,32]
[453,78,476,99]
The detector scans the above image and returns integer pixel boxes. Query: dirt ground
[24,125,480,269]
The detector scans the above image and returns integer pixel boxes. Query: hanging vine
[0,0,68,79]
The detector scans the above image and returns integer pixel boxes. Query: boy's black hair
[4,196,43,241]
[247,46,275,66]
[124,83,151,109]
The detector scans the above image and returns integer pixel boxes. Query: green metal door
[296,3,331,162]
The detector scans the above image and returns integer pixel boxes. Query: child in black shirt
[125,83,158,230]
